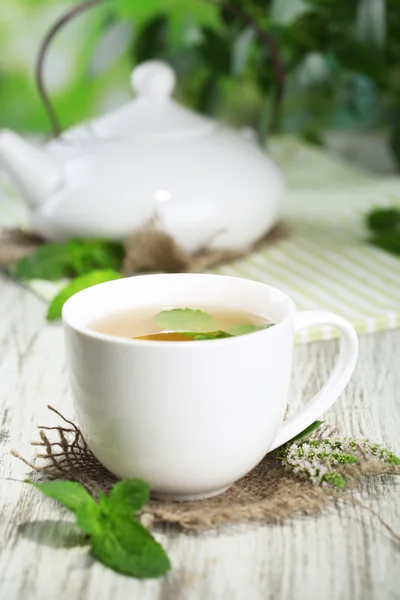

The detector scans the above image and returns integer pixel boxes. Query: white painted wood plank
[0,273,399,600]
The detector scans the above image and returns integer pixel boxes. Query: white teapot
[0,61,284,253]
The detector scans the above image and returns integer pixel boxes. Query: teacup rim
[62,273,296,348]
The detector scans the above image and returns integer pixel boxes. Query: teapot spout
[0,129,63,209]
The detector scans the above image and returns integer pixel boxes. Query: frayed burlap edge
[0,221,287,273]
[122,220,288,274]
[11,406,400,533]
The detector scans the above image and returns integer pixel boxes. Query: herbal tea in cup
[62,273,358,501]
[90,306,275,342]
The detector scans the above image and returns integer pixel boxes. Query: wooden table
[0,272,399,600]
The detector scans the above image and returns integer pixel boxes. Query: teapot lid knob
[131,60,176,101]
[89,59,213,139]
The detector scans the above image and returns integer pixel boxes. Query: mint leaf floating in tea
[227,323,274,336]
[190,323,274,340]
[227,324,259,336]
[154,308,217,332]
[26,478,170,579]
[47,269,122,321]
[150,309,276,341]
[188,330,233,340]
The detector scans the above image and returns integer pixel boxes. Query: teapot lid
[90,61,215,140]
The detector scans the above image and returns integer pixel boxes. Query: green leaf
[135,16,169,63]
[11,238,125,281]
[198,28,231,74]
[11,243,70,281]
[26,477,171,579]
[227,323,275,336]
[176,330,230,340]
[76,501,103,536]
[90,516,171,579]
[300,127,324,146]
[232,26,255,76]
[183,330,233,340]
[154,308,217,332]
[335,39,386,83]
[116,0,219,32]
[108,479,150,516]
[47,269,123,321]
[66,239,125,275]
[26,480,95,513]
[168,2,221,47]
[288,420,325,444]
[366,207,400,232]
[321,471,345,489]
[227,324,260,336]
[370,232,400,255]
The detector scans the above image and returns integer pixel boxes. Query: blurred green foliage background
[1,0,399,164]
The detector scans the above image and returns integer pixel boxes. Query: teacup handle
[269,311,358,451]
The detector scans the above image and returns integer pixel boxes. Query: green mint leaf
[366,207,400,232]
[107,479,150,516]
[227,323,275,336]
[321,472,346,489]
[26,480,95,513]
[287,421,325,444]
[76,502,104,536]
[66,239,125,275]
[227,324,259,336]
[25,477,170,579]
[180,323,276,340]
[154,308,217,332]
[369,232,400,255]
[47,269,122,321]
[194,330,232,340]
[11,242,70,281]
[179,330,233,340]
[90,516,171,579]
[10,238,125,282]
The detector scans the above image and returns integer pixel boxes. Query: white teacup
[63,274,358,501]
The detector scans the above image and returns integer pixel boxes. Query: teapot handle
[36,0,286,138]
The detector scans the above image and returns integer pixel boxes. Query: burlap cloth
[0,222,287,273]
[12,407,400,533]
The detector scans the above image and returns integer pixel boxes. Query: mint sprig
[11,238,124,281]
[180,330,233,340]
[26,479,170,579]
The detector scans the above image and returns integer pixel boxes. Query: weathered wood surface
[0,272,399,600]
